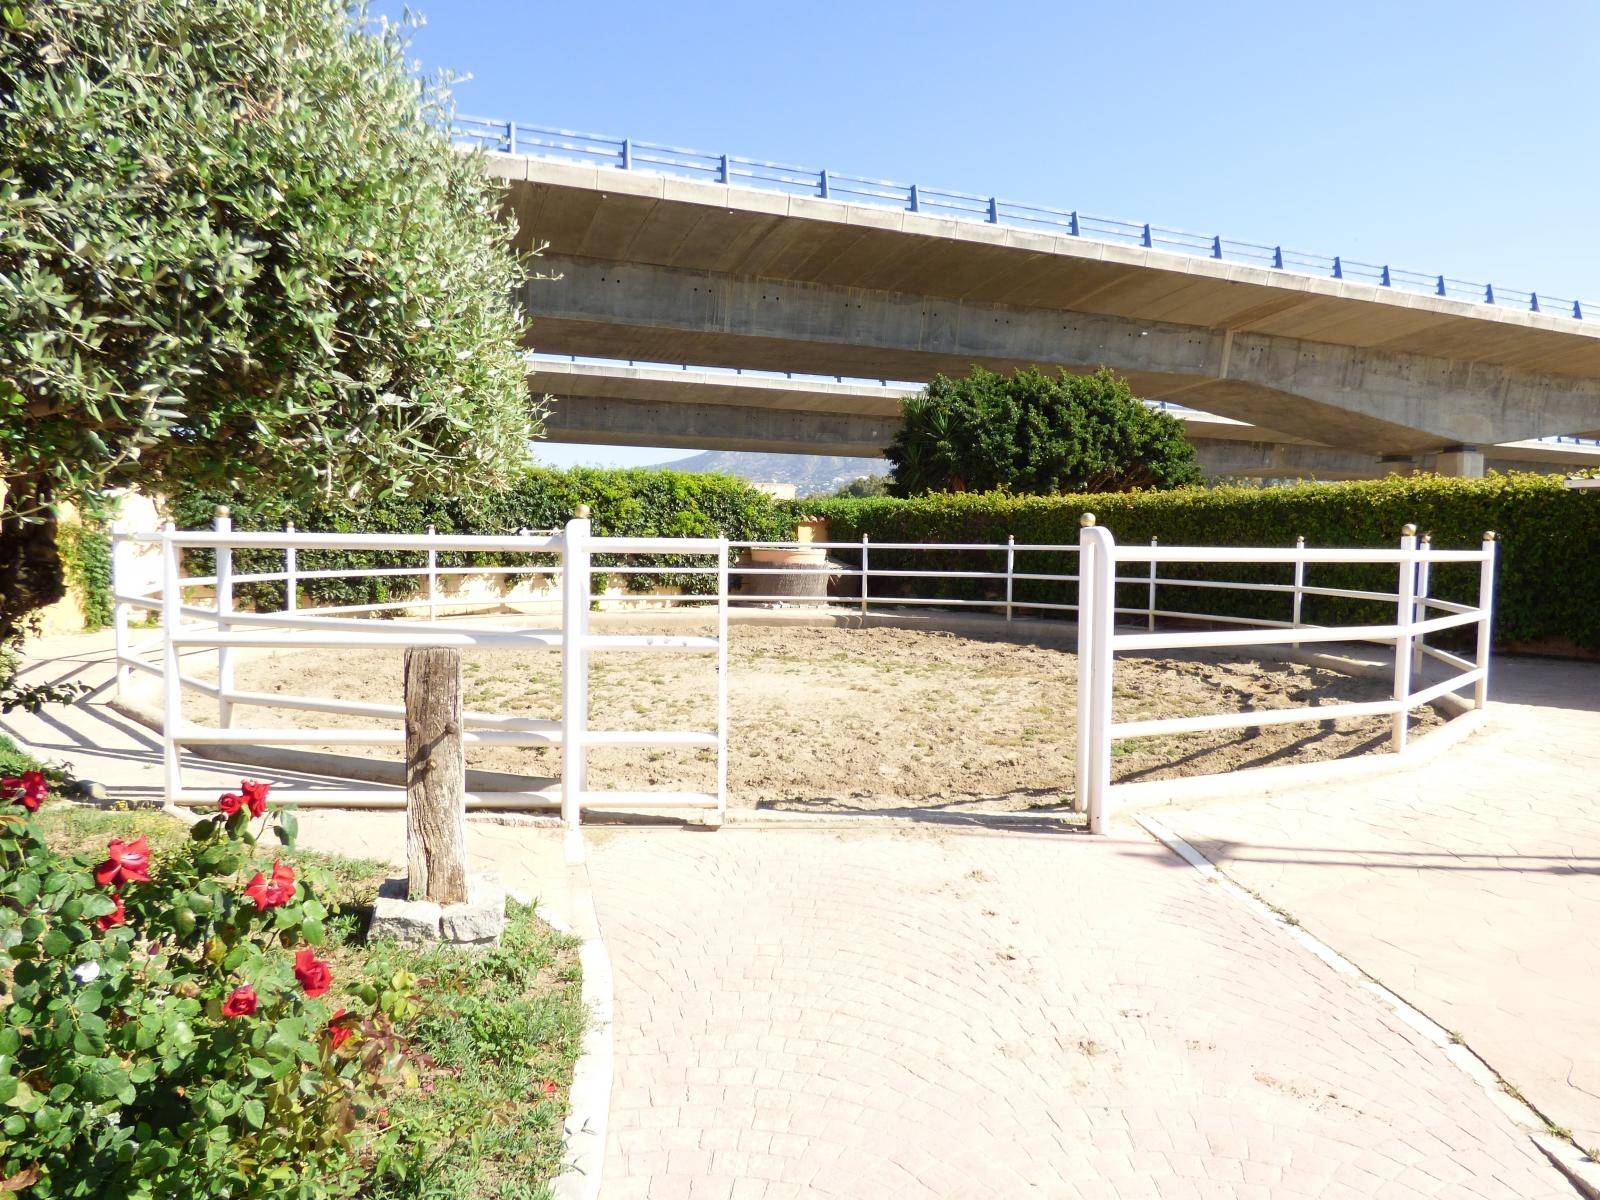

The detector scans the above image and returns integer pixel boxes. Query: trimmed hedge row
[799,474,1600,650]
[170,467,792,609]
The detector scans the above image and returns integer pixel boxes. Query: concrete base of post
[369,872,508,948]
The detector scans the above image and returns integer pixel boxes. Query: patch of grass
[37,804,585,1200]
[363,910,584,1198]
[0,731,49,780]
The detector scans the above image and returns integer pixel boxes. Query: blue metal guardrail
[456,115,1598,322]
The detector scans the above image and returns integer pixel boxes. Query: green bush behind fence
[170,468,792,610]
[798,474,1599,650]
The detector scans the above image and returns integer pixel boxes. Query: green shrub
[801,473,1600,650]
[57,524,112,631]
[0,733,45,781]
[887,367,1201,496]
[169,467,794,610]
[0,780,409,1198]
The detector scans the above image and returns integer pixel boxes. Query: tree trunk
[0,474,65,646]
[403,646,468,904]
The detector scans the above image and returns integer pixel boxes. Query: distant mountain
[651,450,888,497]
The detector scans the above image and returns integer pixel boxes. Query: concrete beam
[542,394,899,456]
[524,255,1600,455]
[536,393,1390,480]
[529,360,1600,477]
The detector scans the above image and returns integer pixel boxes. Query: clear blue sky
[375,0,1600,468]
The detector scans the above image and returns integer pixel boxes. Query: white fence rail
[113,512,1496,836]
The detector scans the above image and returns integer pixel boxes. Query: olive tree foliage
[885,366,1202,497]
[0,0,542,641]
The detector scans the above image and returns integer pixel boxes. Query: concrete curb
[543,833,615,1200]
[1134,813,1600,1200]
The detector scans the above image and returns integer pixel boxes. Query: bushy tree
[0,0,543,641]
[885,366,1201,496]
[826,474,890,499]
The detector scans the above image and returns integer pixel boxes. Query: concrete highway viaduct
[531,357,1600,480]
[486,149,1600,477]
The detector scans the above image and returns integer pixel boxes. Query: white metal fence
[1074,516,1495,832]
[112,513,1496,835]
[112,513,729,830]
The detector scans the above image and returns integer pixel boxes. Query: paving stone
[1154,653,1600,1152]
[584,825,1574,1198]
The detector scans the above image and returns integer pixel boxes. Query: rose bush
[0,778,411,1198]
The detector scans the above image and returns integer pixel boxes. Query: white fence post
[1085,519,1117,833]
[1412,533,1432,678]
[1392,524,1418,752]
[560,507,593,847]
[1005,534,1015,625]
[1147,537,1158,631]
[213,506,234,728]
[1075,513,1116,829]
[1475,531,1497,708]
[160,524,182,802]
[1291,535,1305,648]
[859,533,870,618]
[715,537,730,826]
[1075,516,1096,816]
[111,527,132,699]
[426,524,439,621]
[284,522,297,613]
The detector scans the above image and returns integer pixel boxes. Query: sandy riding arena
[187,623,1440,814]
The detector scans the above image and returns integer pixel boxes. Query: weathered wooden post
[404,646,469,904]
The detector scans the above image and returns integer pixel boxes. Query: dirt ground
[186,623,1441,814]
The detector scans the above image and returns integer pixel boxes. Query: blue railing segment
[455,114,1598,323]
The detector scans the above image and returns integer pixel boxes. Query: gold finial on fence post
[1401,523,1417,537]
[1483,530,1498,541]
[1079,512,1096,527]
[574,504,591,520]
[214,505,231,520]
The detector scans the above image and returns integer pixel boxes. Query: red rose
[217,790,245,816]
[240,779,271,818]
[294,947,332,998]
[327,1007,357,1049]
[96,891,127,932]
[243,861,296,910]
[3,771,47,812]
[94,836,151,887]
[222,984,258,1018]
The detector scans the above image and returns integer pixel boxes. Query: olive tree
[886,366,1202,496]
[0,0,543,641]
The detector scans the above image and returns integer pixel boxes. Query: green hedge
[171,467,792,610]
[799,474,1599,650]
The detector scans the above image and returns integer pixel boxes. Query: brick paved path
[1151,654,1600,1155]
[587,824,1570,1199]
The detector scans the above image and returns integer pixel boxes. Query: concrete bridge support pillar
[1433,445,1486,477]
